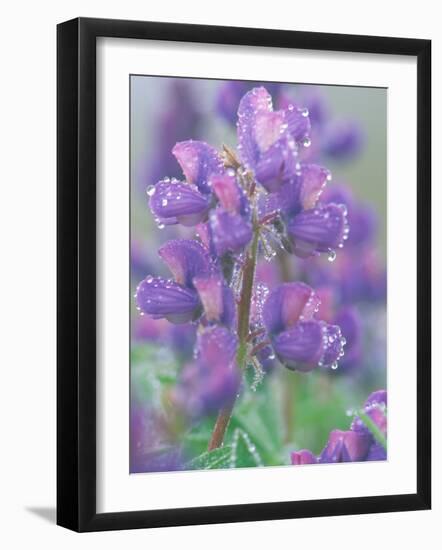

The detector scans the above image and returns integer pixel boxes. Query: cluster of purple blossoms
[135,86,349,425]
[217,82,363,164]
[300,185,386,374]
[291,390,387,464]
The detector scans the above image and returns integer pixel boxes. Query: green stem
[208,218,260,450]
[358,409,387,451]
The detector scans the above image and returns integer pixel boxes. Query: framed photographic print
[57,17,431,532]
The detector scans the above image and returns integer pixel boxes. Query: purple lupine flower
[302,185,385,304]
[279,87,329,128]
[290,390,387,465]
[216,81,283,124]
[236,87,311,193]
[147,140,224,227]
[174,326,240,417]
[193,273,236,327]
[172,140,224,195]
[319,429,372,463]
[262,164,349,259]
[351,390,387,461]
[149,179,210,227]
[135,239,212,324]
[322,120,363,160]
[352,390,387,436]
[204,173,253,257]
[262,282,346,372]
[291,449,317,465]
[287,203,349,259]
[284,86,364,163]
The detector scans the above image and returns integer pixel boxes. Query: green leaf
[185,446,233,470]
[231,429,263,468]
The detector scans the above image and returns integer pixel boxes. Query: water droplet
[327,249,337,262]
[301,107,309,117]
[161,198,168,206]
[331,362,338,370]
[302,137,311,148]
[146,185,155,196]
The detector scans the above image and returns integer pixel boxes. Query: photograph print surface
[130,76,387,474]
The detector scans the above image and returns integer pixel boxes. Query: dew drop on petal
[327,249,337,262]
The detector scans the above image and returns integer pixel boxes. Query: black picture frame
[57,17,431,532]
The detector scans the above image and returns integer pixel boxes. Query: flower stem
[208,217,260,450]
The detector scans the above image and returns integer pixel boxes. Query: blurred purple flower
[322,120,364,160]
[147,80,203,188]
[174,326,240,417]
[130,405,183,473]
[291,390,387,465]
[291,449,317,465]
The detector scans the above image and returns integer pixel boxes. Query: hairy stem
[208,217,260,450]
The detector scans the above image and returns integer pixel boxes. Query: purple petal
[254,110,286,152]
[211,173,243,214]
[272,320,324,372]
[217,81,283,124]
[298,164,331,209]
[172,140,224,194]
[320,322,346,368]
[149,180,209,226]
[158,239,212,288]
[365,390,387,409]
[291,450,317,465]
[288,203,349,257]
[254,136,298,193]
[319,429,371,463]
[366,442,387,461]
[237,87,274,169]
[193,274,236,326]
[209,209,253,256]
[270,178,302,218]
[135,276,200,324]
[284,103,311,143]
[262,282,320,335]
